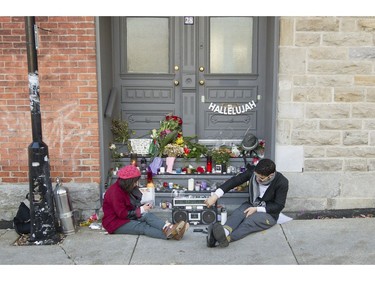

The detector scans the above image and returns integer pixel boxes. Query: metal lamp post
[25,16,59,244]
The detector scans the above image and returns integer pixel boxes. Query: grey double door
[113,16,273,145]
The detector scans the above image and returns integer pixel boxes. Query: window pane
[127,18,169,73]
[210,17,253,74]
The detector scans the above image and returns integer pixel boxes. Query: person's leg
[224,202,251,233]
[114,215,167,240]
[141,212,166,230]
[230,212,276,241]
[138,213,170,239]
[212,202,251,248]
[114,213,187,240]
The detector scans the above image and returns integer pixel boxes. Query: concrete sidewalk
[1,217,375,265]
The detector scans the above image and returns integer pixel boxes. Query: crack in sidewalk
[280,224,299,265]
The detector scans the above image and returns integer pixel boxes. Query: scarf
[249,174,260,205]
[249,172,276,206]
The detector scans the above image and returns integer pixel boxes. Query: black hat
[241,132,258,151]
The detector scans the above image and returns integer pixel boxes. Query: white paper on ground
[277,212,293,224]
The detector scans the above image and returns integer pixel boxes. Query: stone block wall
[0,183,101,222]
[279,17,375,211]
[279,16,375,172]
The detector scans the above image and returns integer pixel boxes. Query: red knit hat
[117,165,141,180]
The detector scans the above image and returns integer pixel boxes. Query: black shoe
[206,223,216,247]
[212,222,229,248]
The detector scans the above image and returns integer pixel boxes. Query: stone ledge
[0,183,101,222]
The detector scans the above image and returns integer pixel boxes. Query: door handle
[199,80,205,85]
[174,80,180,86]
[199,66,205,72]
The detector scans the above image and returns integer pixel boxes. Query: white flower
[109,144,116,150]
[231,145,241,157]
[151,129,157,139]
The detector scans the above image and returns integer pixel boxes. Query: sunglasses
[254,172,274,182]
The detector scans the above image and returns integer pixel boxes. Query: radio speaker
[202,209,216,224]
[172,210,188,223]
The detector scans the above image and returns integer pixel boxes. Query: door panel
[210,17,254,73]
[114,17,181,138]
[125,17,169,73]
[197,17,265,142]
[114,16,268,144]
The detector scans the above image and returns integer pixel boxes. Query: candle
[130,153,137,166]
[188,178,194,191]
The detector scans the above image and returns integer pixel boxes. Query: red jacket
[102,180,142,234]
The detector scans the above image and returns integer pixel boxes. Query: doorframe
[95,16,115,203]
[95,16,280,200]
[263,17,280,161]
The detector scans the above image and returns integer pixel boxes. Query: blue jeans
[225,202,276,241]
[114,212,167,239]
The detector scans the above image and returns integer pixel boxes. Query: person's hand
[205,194,218,207]
[244,207,257,217]
[143,202,153,212]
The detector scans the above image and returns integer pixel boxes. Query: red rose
[184,146,190,155]
[196,166,205,174]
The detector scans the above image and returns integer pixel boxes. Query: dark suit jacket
[218,166,289,221]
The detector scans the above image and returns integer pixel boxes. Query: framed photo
[215,164,222,173]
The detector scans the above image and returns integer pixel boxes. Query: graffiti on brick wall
[1,102,95,173]
[43,103,94,170]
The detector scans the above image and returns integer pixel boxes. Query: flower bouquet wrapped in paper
[163,143,184,173]
[148,114,183,174]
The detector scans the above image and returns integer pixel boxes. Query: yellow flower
[175,136,184,145]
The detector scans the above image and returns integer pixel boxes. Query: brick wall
[0,16,100,184]
[278,16,375,173]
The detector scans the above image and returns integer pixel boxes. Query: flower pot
[166,156,176,173]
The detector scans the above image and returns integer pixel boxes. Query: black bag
[13,201,31,235]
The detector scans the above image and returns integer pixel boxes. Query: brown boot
[163,221,185,239]
[172,221,189,240]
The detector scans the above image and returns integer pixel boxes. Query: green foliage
[211,146,232,164]
[183,137,208,161]
[111,118,134,144]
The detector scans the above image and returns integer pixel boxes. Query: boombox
[172,197,217,225]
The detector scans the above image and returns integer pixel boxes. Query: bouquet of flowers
[211,146,233,165]
[149,114,183,158]
[182,136,208,161]
[163,143,184,157]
